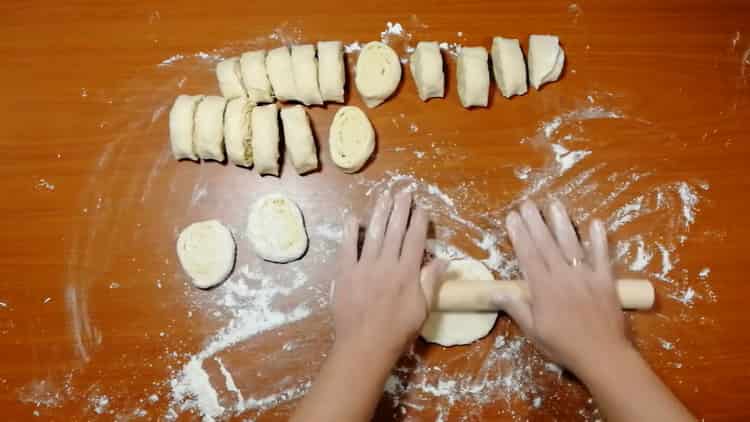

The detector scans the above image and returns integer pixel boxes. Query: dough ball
[280,105,318,174]
[354,41,401,108]
[409,41,444,101]
[169,95,204,161]
[491,37,528,98]
[527,35,565,90]
[266,46,298,102]
[177,220,236,289]
[317,41,345,103]
[195,96,227,162]
[250,103,280,176]
[457,46,490,108]
[224,96,255,168]
[246,193,308,263]
[240,50,274,103]
[291,44,324,106]
[328,106,375,173]
[216,57,247,99]
[420,259,498,346]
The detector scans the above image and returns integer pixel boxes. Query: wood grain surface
[2,0,749,420]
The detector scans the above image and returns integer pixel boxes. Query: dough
[280,105,318,174]
[240,50,274,103]
[169,95,204,161]
[409,41,444,101]
[328,106,375,173]
[246,193,308,263]
[216,57,247,99]
[491,37,528,98]
[420,259,498,346]
[176,220,236,289]
[224,96,255,168]
[250,103,280,176]
[317,41,345,103]
[194,96,227,162]
[527,35,565,90]
[354,41,401,108]
[291,44,324,106]
[266,46,298,102]
[457,47,489,108]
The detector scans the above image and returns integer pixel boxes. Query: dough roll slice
[457,46,489,108]
[169,94,204,161]
[291,44,324,106]
[224,96,255,168]
[266,46,298,102]
[317,41,345,103]
[355,41,401,108]
[195,96,227,162]
[250,103,280,176]
[527,35,565,90]
[409,41,445,101]
[246,193,308,263]
[328,106,375,173]
[216,57,247,99]
[491,37,528,98]
[280,105,318,174]
[177,219,236,289]
[240,50,274,103]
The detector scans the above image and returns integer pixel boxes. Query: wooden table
[2,0,749,420]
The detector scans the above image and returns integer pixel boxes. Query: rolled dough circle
[176,220,236,289]
[246,193,309,263]
[355,41,401,108]
[328,106,375,173]
[420,258,498,346]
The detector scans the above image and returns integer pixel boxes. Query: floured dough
[328,106,375,173]
[195,96,227,162]
[457,47,489,108]
[266,46,298,102]
[409,41,444,101]
[280,105,318,174]
[224,96,255,168]
[317,41,345,103]
[216,57,247,99]
[420,259,498,346]
[527,35,565,90]
[177,220,236,289]
[169,95,204,161]
[291,44,324,106]
[491,37,528,98]
[250,103,280,176]
[247,193,308,263]
[240,50,274,103]
[355,41,401,108]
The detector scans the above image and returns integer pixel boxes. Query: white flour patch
[157,51,224,67]
[37,179,56,191]
[344,41,361,53]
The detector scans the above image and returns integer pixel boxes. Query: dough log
[169,95,204,161]
[410,41,444,101]
[195,96,227,162]
[250,103,280,176]
[457,47,489,108]
[328,106,375,173]
[491,37,528,98]
[240,50,275,103]
[317,41,346,103]
[216,57,247,99]
[527,34,565,90]
[266,46,298,102]
[355,41,401,108]
[291,44,324,106]
[224,96,255,168]
[280,105,319,174]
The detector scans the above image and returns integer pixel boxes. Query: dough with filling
[224,96,255,167]
[355,41,401,108]
[317,41,345,103]
[246,193,308,263]
[409,41,444,101]
[177,220,236,289]
[328,106,375,173]
[240,50,274,103]
[280,105,318,174]
[291,44,324,106]
[491,37,528,98]
[169,95,204,161]
[250,103,280,176]
[527,35,565,90]
[266,46,298,102]
[457,47,489,108]
[216,57,247,99]
[194,96,227,162]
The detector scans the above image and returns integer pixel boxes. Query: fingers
[419,259,448,310]
[382,191,413,259]
[588,219,611,275]
[401,207,429,267]
[491,293,534,334]
[506,211,547,283]
[520,201,566,268]
[546,200,585,265]
[337,216,359,267]
[361,192,393,262]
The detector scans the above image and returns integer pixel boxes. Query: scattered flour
[37,179,56,191]
[344,41,361,53]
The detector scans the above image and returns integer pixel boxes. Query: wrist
[575,341,643,387]
[331,335,403,371]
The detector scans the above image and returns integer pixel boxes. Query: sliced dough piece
[420,259,498,346]
[216,57,247,99]
[409,41,444,101]
[177,220,236,289]
[291,44,324,106]
[354,41,401,108]
[317,41,345,103]
[280,106,318,174]
[195,96,227,162]
[250,103,280,176]
[527,35,565,90]
[266,46,298,102]
[491,37,528,98]
[169,95,204,161]
[240,50,274,103]
[328,106,375,173]
[224,96,255,168]
[457,47,490,108]
[247,193,308,263]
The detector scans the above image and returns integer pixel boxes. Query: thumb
[419,259,449,310]
[491,292,534,335]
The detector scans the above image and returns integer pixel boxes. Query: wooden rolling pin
[433,279,654,312]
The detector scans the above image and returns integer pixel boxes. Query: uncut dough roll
[457,46,490,108]
[280,105,318,174]
[291,44,324,106]
[176,219,236,289]
[355,41,401,108]
[409,41,444,101]
[491,37,528,98]
[195,96,227,162]
[328,106,375,173]
[216,57,247,99]
[246,193,308,263]
[266,46,298,102]
[224,96,255,168]
[169,95,204,161]
[527,35,565,90]
[317,41,345,103]
[240,50,274,103]
[250,103,280,176]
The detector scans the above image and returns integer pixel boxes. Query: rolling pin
[433,279,654,312]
